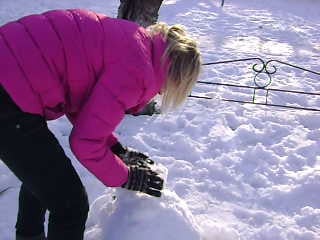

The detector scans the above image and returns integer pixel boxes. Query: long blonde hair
[147,23,201,112]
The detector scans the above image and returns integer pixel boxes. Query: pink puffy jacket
[0,9,169,187]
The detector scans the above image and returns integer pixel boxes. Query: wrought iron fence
[190,57,320,112]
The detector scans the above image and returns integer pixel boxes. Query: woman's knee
[47,189,89,239]
[49,185,89,224]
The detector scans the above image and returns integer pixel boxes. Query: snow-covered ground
[0,0,320,239]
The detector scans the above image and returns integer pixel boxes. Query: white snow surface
[0,0,320,239]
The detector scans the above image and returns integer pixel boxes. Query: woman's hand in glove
[122,165,164,197]
[111,142,154,167]
[121,150,154,167]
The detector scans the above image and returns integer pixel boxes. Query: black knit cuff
[110,142,127,156]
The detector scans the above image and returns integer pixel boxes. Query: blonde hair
[147,23,201,112]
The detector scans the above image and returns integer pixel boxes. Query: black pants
[0,87,89,240]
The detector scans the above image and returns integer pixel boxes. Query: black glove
[111,142,154,167]
[122,165,164,197]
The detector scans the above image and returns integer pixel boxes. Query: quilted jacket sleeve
[69,64,144,187]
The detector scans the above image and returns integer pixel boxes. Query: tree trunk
[117,0,164,27]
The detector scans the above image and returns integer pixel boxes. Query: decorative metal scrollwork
[190,57,320,112]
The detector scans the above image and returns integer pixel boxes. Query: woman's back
[0,9,154,120]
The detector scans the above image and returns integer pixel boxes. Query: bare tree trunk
[117,0,164,27]
[118,0,164,115]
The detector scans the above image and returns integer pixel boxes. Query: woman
[0,9,201,240]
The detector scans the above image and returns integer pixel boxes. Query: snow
[0,0,320,239]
